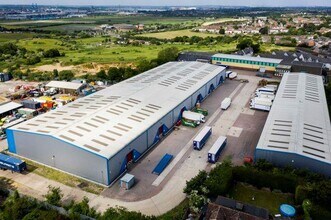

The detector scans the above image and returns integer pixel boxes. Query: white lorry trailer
[221,97,231,110]
[193,126,212,150]
[182,111,205,124]
[255,87,276,95]
[250,97,273,111]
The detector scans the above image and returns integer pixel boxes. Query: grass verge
[157,199,189,220]
[24,158,104,194]
[230,182,294,214]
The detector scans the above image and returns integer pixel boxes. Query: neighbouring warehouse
[7,62,226,185]
[255,72,331,177]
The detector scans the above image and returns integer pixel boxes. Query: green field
[0,33,35,42]
[16,36,237,66]
[139,29,218,39]
[230,183,294,214]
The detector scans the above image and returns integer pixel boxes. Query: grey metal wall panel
[255,149,331,177]
[173,97,192,124]
[13,131,108,185]
[108,131,148,182]
[147,112,173,147]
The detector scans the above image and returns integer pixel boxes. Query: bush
[99,206,155,220]
[205,162,233,197]
[233,166,298,193]
[44,185,63,206]
[184,170,208,195]
[295,185,311,204]
[43,49,61,58]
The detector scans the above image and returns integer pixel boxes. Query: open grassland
[139,29,218,39]
[230,183,294,214]
[17,36,237,66]
[260,44,296,52]
[0,33,35,42]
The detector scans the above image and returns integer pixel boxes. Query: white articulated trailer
[182,111,205,124]
[250,97,273,111]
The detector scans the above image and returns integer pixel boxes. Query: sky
[1,0,331,7]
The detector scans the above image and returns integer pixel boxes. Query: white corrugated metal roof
[0,102,23,115]
[46,81,83,90]
[256,72,331,163]
[212,53,282,64]
[11,62,225,159]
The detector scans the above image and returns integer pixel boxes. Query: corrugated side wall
[10,130,109,185]
[255,149,331,177]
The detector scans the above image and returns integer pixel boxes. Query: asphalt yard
[102,73,269,201]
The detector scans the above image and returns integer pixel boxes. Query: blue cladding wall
[6,129,16,153]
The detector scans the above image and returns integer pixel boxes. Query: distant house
[113,24,136,32]
[260,51,331,82]
[178,51,215,62]
[205,196,269,220]
[136,24,144,31]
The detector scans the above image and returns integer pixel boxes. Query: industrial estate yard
[0,70,271,215]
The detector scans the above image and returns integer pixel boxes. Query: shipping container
[120,173,135,190]
[0,153,26,172]
[193,126,212,150]
[208,136,227,163]
[21,100,41,110]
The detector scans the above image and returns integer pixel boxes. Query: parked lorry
[256,93,275,100]
[182,111,205,124]
[208,136,227,163]
[193,126,212,150]
[221,97,231,110]
[181,118,198,128]
[225,71,232,78]
[193,107,208,116]
[0,153,26,172]
[255,86,276,95]
[229,72,238,79]
[250,97,273,111]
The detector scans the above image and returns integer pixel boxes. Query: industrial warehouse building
[7,62,226,185]
[45,81,85,94]
[256,72,331,177]
[211,53,282,72]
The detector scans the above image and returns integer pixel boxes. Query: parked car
[0,134,6,140]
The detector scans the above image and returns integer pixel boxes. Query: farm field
[202,17,248,26]
[139,29,218,39]
[0,33,35,42]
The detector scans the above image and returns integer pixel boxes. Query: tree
[219,28,225,34]
[156,47,179,65]
[236,38,260,53]
[58,70,74,81]
[44,185,63,206]
[188,190,208,214]
[108,67,123,82]
[259,26,269,35]
[205,162,233,197]
[96,69,107,80]
[43,49,61,58]
[53,69,59,78]
[184,170,208,195]
[69,196,99,218]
